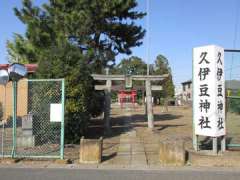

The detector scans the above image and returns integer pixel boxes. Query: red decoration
[118,89,137,108]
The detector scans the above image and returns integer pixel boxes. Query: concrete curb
[188,149,240,167]
[0,163,240,172]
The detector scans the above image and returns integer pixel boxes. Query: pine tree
[7,0,145,142]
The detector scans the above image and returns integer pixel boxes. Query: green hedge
[228,98,240,114]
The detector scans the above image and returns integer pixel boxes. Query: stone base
[159,140,186,166]
[79,137,103,164]
[17,135,35,148]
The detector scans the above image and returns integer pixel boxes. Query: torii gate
[92,73,168,133]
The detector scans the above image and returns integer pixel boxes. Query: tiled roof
[0,64,37,73]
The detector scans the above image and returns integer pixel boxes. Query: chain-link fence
[0,79,65,159]
[225,51,240,148]
[226,97,240,147]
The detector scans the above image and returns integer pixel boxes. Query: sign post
[193,45,226,154]
[8,63,27,158]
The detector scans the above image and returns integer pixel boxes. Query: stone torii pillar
[104,79,112,133]
[145,79,154,129]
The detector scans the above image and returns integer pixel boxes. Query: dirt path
[109,105,148,166]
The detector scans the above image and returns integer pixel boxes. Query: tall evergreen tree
[153,54,175,101]
[7,0,145,142]
[113,56,147,75]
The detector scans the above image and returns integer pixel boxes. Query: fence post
[11,81,17,158]
[213,137,218,154]
[60,79,65,159]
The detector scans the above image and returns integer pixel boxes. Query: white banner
[193,45,225,137]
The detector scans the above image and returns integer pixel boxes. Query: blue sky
[1,0,240,86]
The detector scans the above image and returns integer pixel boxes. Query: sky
[1,0,240,87]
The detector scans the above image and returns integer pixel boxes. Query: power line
[230,0,240,80]
[146,0,150,75]
[225,64,240,71]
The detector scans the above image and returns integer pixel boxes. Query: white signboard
[50,103,62,122]
[193,45,225,137]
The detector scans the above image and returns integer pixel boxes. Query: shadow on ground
[85,110,184,139]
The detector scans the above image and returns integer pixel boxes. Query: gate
[0,79,65,159]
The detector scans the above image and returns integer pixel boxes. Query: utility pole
[146,0,150,76]
[145,0,154,129]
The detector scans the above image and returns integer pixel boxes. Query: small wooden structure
[92,73,168,133]
[118,89,137,108]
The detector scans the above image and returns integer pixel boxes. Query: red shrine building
[117,89,137,108]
